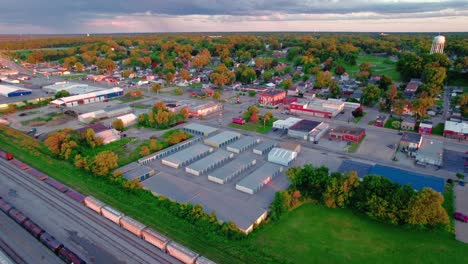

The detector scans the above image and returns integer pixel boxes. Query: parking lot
[357,131,399,161]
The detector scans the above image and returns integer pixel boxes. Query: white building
[43,82,103,95]
[267,148,298,166]
[50,87,123,107]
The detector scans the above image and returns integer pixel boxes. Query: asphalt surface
[455,184,468,243]
[0,158,181,264]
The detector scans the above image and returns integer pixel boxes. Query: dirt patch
[48,115,75,126]
[28,120,47,126]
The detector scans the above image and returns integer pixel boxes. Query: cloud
[0,0,466,33]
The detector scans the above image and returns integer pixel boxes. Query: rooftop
[122,165,154,181]
[77,123,109,134]
[236,163,283,190]
[183,123,218,135]
[253,140,278,153]
[208,155,256,182]
[162,144,213,165]
[417,137,444,160]
[185,149,233,173]
[331,126,365,136]
[226,136,259,151]
[401,132,422,144]
[260,89,285,96]
[288,119,321,132]
[204,131,241,146]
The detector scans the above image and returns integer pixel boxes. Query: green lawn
[117,95,144,103]
[229,121,275,134]
[353,112,367,124]
[384,117,401,130]
[253,203,468,264]
[61,74,87,80]
[347,136,365,153]
[432,123,445,136]
[339,55,401,81]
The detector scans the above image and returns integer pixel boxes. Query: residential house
[418,120,433,134]
[399,132,422,156]
[405,79,422,98]
[374,115,388,127]
[401,117,417,131]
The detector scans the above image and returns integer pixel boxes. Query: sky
[0,0,467,34]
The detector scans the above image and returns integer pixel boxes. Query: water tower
[430,35,445,54]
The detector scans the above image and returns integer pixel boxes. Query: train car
[26,168,48,181]
[57,247,86,264]
[195,256,217,264]
[0,150,13,160]
[101,206,124,225]
[0,198,14,214]
[10,159,30,170]
[119,216,146,237]
[8,208,29,225]
[39,232,63,254]
[83,196,105,213]
[22,219,45,239]
[166,241,199,264]
[141,228,170,251]
[65,189,86,204]
[44,178,69,193]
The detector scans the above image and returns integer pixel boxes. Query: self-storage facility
[236,163,283,195]
[208,155,257,184]
[253,140,278,155]
[226,136,260,154]
[162,144,213,169]
[185,149,234,176]
[182,123,218,137]
[204,131,241,148]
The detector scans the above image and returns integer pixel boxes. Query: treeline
[271,165,449,231]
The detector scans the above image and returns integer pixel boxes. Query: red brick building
[259,89,286,107]
[329,126,366,142]
[418,120,433,134]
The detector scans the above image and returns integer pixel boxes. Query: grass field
[229,120,275,134]
[432,123,445,136]
[353,112,367,124]
[339,55,402,82]
[347,136,365,153]
[253,203,468,264]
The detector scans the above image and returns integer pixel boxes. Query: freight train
[0,197,86,264]
[0,149,216,264]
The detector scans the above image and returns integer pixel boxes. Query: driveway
[455,184,468,243]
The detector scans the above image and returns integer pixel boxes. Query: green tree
[378,75,393,91]
[362,84,382,106]
[280,79,294,90]
[152,83,162,93]
[74,62,84,72]
[213,91,221,100]
[263,111,273,127]
[93,151,119,176]
[112,119,124,131]
[407,188,449,228]
[54,90,70,99]
[323,172,360,208]
[315,71,332,88]
[328,80,341,98]
[391,120,401,130]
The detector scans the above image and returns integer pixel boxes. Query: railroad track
[0,160,179,264]
[0,235,26,264]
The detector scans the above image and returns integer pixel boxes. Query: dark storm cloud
[0,0,466,31]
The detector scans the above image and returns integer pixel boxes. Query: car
[454,212,468,223]
[387,144,395,149]
[397,132,403,135]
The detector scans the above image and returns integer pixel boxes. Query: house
[329,126,366,142]
[405,79,422,98]
[340,72,350,81]
[418,120,433,134]
[444,120,468,140]
[287,87,299,97]
[374,115,388,127]
[399,132,422,155]
[190,89,206,98]
[401,117,417,131]
[259,89,286,107]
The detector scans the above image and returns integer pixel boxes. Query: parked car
[454,212,468,223]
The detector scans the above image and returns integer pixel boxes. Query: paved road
[0,55,30,75]
[455,184,468,243]
[0,159,180,264]
[0,211,62,264]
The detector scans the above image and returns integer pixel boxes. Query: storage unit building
[122,165,155,182]
[268,148,298,166]
[138,137,201,164]
[208,155,257,184]
[115,162,140,174]
[0,84,32,97]
[204,131,241,148]
[120,216,147,237]
[162,144,214,169]
[253,140,278,155]
[182,123,218,136]
[196,256,217,264]
[236,163,283,195]
[101,206,124,224]
[287,120,321,140]
[185,149,234,176]
[226,136,260,154]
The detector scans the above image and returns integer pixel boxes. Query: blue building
[0,84,32,97]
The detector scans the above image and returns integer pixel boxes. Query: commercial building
[0,84,32,97]
[259,89,286,107]
[208,155,257,184]
[401,117,417,131]
[113,113,137,127]
[166,100,222,117]
[329,126,366,142]
[267,148,298,166]
[430,35,445,54]
[138,137,201,164]
[444,120,468,140]
[50,87,123,107]
[418,120,433,134]
[226,136,260,154]
[287,120,329,141]
[374,115,388,127]
[161,144,214,169]
[253,140,278,155]
[78,106,133,123]
[182,123,218,137]
[272,117,302,130]
[236,163,283,195]
[77,123,121,144]
[204,131,241,148]
[42,82,102,95]
[415,138,444,167]
[399,132,422,155]
[289,98,344,118]
[185,149,234,176]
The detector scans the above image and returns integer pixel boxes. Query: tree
[393,99,407,117]
[391,120,401,130]
[323,172,360,208]
[315,71,332,88]
[180,68,191,81]
[248,91,256,97]
[96,58,116,74]
[255,58,264,69]
[93,151,119,176]
[112,119,124,131]
[178,108,189,119]
[263,111,273,127]
[328,80,341,98]
[406,188,449,228]
[386,85,399,109]
[378,75,393,91]
[335,65,345,75]
[54,90,70,99]
[280,79,294,90]
[75,62,84,72]
[456,173,465,180]
[235,65,257,84]
[411,94,435,120]
[362,84,382,106]
[152,83,161,93]
[123,179,143,190]
[45,129,72,156]
[213,92,221,100]
[397,52,424,81]
[192,49,211,70]
[140,146,150,156]
[174,88,183,96]
[166,72,174,83]
[352,106,364,118]
[211,64,235,88]
[243,105,259,121]
[359,61,372,73]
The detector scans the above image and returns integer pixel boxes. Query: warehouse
[122,165,155,182]
[182,123,218,136]
[253,140,278,155]
[444,120,468,140]
[309,122,330,142]
[112,113,137,127]
[329,126,366,142]
[42,82,102,94]
[267,148,298,166]
[272,117,302,130]
[185,149,234,176]
[77,123,121,144]
[78,106,133,123]
[287,120,321,140]
[0,84,32,97]
[236,163,283,195]
[50,87,123,107]
[289,98,344,118]
[138,137,201,164]
[226,136,260,154]
[415,138,444,167]
[162,144,214,169]
[204,131,241,148]
[208,155,257,184]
